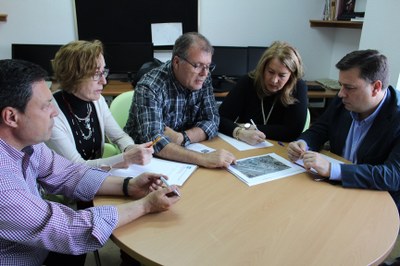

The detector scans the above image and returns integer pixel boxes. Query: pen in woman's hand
[250,119,258,130]
[148,136,162,147]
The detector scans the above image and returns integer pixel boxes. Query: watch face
[244,123,251,129]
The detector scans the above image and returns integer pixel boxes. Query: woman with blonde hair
[219,41,308,144]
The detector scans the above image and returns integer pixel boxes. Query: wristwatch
[122,177,133,197]
[181,131,191,147]
[243,123,251,130]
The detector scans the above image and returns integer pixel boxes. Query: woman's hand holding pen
[113,143,154,169]
[234,119,266,145]
[237,129,266,145]
[125,142,154,165]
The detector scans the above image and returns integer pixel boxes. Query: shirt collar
[0,138,30,159]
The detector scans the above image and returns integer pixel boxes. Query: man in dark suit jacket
[287,49,400,211]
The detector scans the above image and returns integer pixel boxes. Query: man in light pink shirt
[0,59,180,266]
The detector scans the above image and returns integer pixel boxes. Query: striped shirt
[125,61,220,153]
[0,139,118,266]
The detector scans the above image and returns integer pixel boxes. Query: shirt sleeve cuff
[329,162,342,181]
[90,205,119,245]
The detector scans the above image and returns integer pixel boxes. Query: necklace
[72,103,93,140]
[261,96,278,125]
[70,107,93,140]
[60,92,97,159]
[62,93,94,140]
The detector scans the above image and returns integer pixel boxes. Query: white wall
[360,0,400,88]
[0,0,76,57]
[0,0,373,82]
[199,0,361,81]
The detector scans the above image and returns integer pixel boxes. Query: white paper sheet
[109,158,197,186]
[151,22,182,46]
[218,133,273,151]
[186,143,215,153]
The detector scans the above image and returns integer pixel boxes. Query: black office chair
[131,58,162,87]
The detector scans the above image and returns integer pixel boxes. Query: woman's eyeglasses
[92,68,110,81]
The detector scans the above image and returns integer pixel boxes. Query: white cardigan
[46,93,134,168]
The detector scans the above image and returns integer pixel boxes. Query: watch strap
[181,131,190,147]
[123,177,133,197]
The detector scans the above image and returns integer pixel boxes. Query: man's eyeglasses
[179,56,216,73]
[92,68,109,81]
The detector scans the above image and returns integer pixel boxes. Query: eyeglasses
[92,68,109,81]
[179,56,216,73]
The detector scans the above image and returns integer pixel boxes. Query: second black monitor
[212,46,248,79]
[247,46,267,72]
[11,44,62,79]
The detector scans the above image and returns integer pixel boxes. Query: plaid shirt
[125,61,219,153]
[0,140,117,266]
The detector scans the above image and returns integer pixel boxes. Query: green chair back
[303,108,311,132]
[109,90,134,128]
[102,90,134,158]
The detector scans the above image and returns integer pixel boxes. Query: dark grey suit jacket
[300,86,400,211]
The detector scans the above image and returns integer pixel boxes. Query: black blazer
[300,86,400,211]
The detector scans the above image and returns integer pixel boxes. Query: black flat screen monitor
[11,44,62,79]
[75,0,198,47]
[212,46,248,79]
[247,46,267,72]
[103,42,154,80]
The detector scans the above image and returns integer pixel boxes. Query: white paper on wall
[151,22,183,46]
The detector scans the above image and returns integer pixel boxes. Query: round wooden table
[95,138,399,266]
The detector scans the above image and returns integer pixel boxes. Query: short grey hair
[172,32,214,59]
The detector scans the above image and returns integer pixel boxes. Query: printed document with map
[228,153,305,186]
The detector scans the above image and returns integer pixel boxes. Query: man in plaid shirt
[125,32,236,168]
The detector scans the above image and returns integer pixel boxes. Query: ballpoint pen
[250,118,269,144]
[250,119,258,130]
[160,176,181,197]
